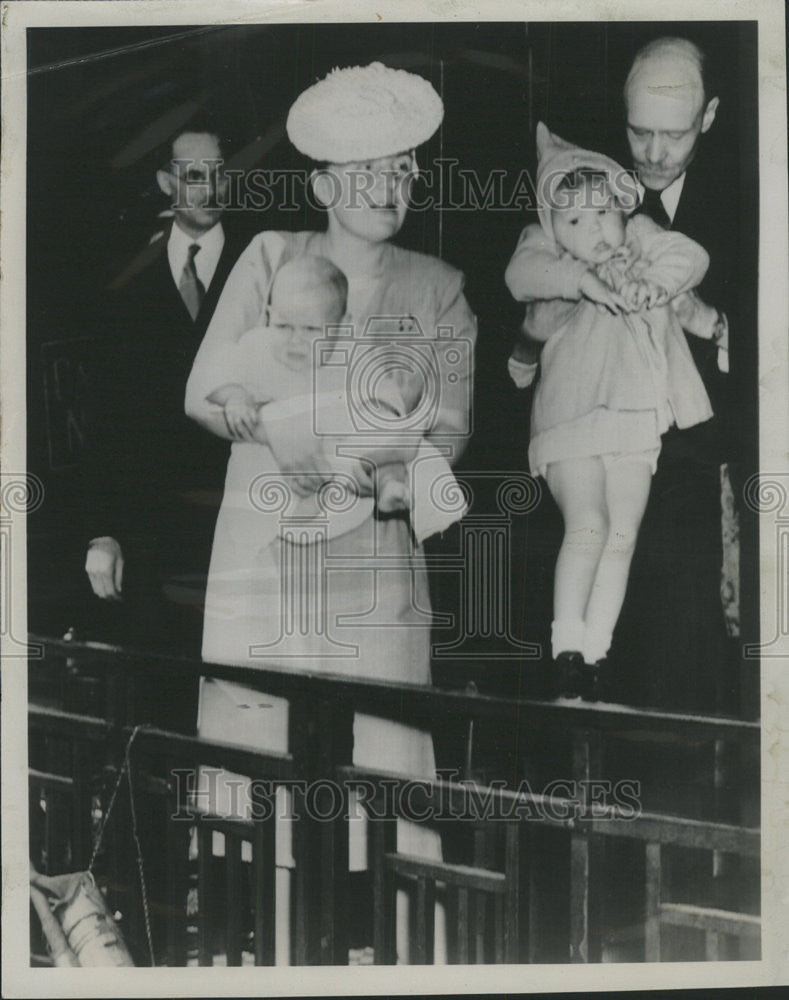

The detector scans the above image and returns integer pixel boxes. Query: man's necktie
[179,243,205,321]
[637,187,672,230]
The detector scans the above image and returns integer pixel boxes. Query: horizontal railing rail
[335,765,760,855]
[31,633,760,746]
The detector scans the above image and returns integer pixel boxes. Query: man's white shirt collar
[167,221,225,292]
[637,173,686,225]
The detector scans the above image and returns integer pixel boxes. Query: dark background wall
[26,21,759,689]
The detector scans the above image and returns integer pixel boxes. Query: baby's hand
[223,388,260,440]
[579,271,626,315]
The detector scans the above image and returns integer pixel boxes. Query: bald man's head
[624,37,719,191]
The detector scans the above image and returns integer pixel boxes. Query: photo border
[2,0,787,995]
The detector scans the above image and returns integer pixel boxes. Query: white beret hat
[286,61,444,164]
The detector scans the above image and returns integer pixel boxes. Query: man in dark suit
[84,121,249,728]
[605,41,758,942]
[611,36,746,715]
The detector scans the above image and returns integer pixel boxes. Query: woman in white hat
[185,62,476,964]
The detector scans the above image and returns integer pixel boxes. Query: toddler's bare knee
[565,515,608,554]
[605,524,639,557]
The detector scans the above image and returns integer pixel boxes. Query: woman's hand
[222,388,261,441]
[580,271,626,314]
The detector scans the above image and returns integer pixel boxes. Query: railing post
[412,877,436,965]
[290,692,350,966]
[644,841,662,961]
[503,820,521,963]
[197,824,214,966]
[224,834,243,966]
[569,731,603,963]
[289,693,317,966]
[252,803,277,965]
[315,695,353,965]
[165,759,189,968]
[70,738,93,870]
[287,692,355,965]
[472,820,494,963]
[371,810,397,964]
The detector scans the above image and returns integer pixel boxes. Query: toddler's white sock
[551,618,586,659]
[583,626,613,665]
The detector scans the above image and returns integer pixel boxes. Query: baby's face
[551,183,626,265]
[268,286,343,370]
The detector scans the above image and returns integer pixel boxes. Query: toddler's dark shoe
[554,651,584,699]
[580,659,611,702]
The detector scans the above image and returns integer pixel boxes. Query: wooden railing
[28,633,760,966]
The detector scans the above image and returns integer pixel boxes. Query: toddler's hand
[621,279,669,312]
[580,271,626,315]
[223,389,260,441]
[620,280,646,311]
[640,280,669,309]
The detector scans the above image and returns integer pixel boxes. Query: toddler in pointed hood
[503,121,720,695]
[533,121,639,242]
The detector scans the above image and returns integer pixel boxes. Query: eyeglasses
[166,158,226,186]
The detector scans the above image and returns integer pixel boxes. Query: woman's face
[318,152,416,244]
